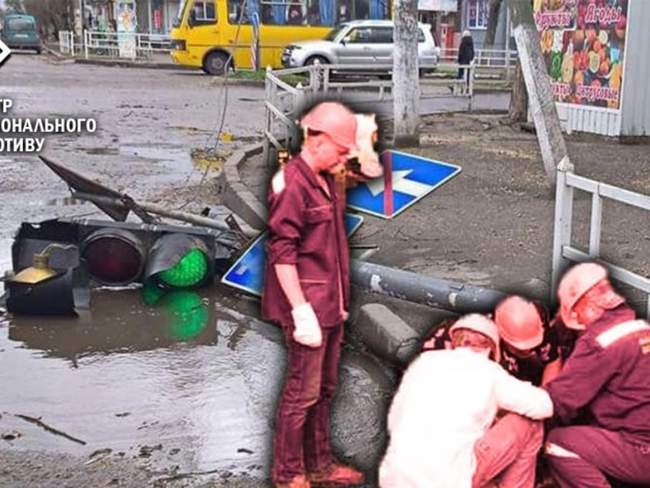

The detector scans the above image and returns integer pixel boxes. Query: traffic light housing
[5,217,239,315]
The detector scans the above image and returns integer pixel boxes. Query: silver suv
[281,20,440,74]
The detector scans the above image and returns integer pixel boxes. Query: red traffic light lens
[81,229,145,285]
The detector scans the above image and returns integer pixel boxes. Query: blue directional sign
[346,150,461,219]
[221,213,364,296]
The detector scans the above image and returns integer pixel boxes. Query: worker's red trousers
[546,426,650,487]
[271,323,344,483]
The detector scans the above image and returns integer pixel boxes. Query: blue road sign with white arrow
[221,213,364,296]
[346,150,461,219]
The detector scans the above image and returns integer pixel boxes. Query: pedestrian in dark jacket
[457,30,474,85]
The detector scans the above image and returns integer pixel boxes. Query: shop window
[467,0,488,29]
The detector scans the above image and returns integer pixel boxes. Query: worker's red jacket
[261,155,349,329]
[545,305,650,446]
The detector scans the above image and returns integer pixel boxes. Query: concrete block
[353,303,422,366]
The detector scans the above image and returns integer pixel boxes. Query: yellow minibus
[169,0,391,74]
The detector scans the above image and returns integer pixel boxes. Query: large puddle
[0,285,394,478]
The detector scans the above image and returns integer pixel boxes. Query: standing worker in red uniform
[262,101,365,488]
[544,262,650,487]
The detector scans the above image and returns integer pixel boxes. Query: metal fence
[262,61,476,163]
[439,48,518,78]
[58,31,171,59]
[551,169,650,318]
[59,30,77,56]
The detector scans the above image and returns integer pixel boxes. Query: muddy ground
[243,111,650,310]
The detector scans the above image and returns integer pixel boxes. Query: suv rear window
[7,18,35,32]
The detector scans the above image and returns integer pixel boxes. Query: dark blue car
[1,14,41,53]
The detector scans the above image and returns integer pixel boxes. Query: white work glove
[291,303,322,348]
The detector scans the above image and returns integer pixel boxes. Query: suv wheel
[203,51,230,75]
[305,55,328,66]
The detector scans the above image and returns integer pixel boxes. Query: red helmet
[300,102,358,151]
[557,262,622,330]
[494,296,544,350]
[450,314,500,361]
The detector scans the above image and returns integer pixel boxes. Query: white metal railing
[439,48,518,67]
[262,61,476,162]
[58,30,171,59]
[551,169,650,318]
[439,48,517,78]
[84,31,171,59]
[59,31,76,56]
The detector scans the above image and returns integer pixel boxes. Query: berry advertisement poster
[534,0,628,110]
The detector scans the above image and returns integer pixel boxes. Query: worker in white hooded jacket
[379,314,554,488]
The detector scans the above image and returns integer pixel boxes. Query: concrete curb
[74,57,182,70]
[210,77,266,88]
[352,303,425,366]
[217,142,268,230]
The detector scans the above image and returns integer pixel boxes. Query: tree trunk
[392,0,420,147]
[509,60,528,123]
[484,0,503,48]
[507,0,569,185]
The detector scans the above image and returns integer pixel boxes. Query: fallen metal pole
[71,192,257,238]
[351,260,506,314]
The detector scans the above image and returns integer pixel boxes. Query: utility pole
[392,0,420,147]
[507,0,570,185]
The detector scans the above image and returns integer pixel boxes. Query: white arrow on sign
[0,39,11,66]
[365,170,433,198]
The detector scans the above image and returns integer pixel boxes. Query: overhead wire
[176,0,252,210]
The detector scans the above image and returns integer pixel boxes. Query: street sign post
[346,150,461,219]
[221,213,364,296]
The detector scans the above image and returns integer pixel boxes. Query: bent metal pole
[350,260,506,314]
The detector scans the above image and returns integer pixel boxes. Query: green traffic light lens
[158,248,208,288]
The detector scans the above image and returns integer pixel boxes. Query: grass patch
[232,69,307,85]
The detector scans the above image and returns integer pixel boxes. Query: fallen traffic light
[7,218,238,315]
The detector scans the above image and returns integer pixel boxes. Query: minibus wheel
[203,51,231,75]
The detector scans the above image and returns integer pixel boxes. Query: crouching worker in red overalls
[262,102,366,488]
[544,262,650,487]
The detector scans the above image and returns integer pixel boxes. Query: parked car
[1,13,41,54]
[281,20,440,75]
